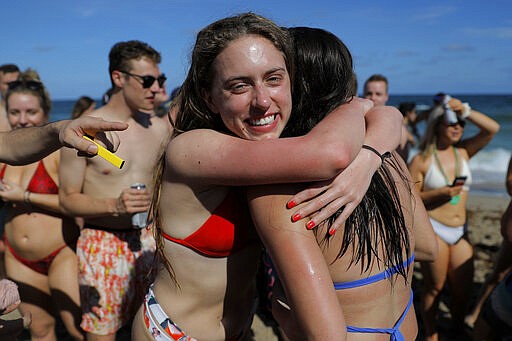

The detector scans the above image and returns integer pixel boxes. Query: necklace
[433,146,461,205]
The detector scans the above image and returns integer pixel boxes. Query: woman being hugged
[0,69,83,340]
[408,94,499,340]
[132,12,403,341]
[249,27,438,340]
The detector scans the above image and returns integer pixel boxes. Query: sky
[2,0,512,100]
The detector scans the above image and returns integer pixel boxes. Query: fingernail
[286,200,296,209]
[291,213,302,222]
[329,228,336,236]
[306,221,316,230]
[87,144,98,155]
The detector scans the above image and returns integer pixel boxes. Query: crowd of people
[0,11,509,341]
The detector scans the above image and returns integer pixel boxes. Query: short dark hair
[363,74,388,93]
[398,102,416,117]
[0,64,20,74]
[108,40,161,87]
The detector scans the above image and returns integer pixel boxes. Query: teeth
[249,115,276,126]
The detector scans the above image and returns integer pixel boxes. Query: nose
[18,113,29,126]
[252,84,271,112]
[149,80,162,93]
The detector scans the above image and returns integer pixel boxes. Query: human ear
[111,71,124,89]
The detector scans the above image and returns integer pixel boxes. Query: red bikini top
[161,190,254,258]
[0,161,59,194]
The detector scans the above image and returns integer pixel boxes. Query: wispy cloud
[412,6,457,21]
[464,27,512,39]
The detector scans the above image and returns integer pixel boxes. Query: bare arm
[285,104,404,232]
[0,117,127,166]
[59,147,150,219]
[393,154,438,261]
[248,184,346,340]
[168,98,368,185]
[450,101,500,158]
[58,147,118,218]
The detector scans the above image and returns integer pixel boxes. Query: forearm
[364,105,402,154]
[169,99,367,186]
[59,192,118,218]
[24,192,61,214]
[0,122,62,165]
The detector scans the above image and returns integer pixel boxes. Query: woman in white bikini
[408,95,500,340]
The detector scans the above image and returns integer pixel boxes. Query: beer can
[131,183,148,228]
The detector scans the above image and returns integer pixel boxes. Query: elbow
[488,122,500,136]
[58,195,74,216]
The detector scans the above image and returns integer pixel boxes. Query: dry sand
[250,193,511,340]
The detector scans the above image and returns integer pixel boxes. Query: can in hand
[131,183,148,229]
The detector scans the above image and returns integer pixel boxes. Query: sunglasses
[444,120,466,128]
[8,80,43,91]
[119,71,166,89]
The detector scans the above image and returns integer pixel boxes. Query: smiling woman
[130,10,406,340]
[0,68,84,341]
[408,94,500,340]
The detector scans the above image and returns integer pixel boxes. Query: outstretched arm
[248,184,346,340]
[167,98,369,185]
[0,116,127,165]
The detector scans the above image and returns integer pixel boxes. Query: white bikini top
[423,147,472,191]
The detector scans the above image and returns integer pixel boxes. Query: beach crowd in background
[0,11,511,341]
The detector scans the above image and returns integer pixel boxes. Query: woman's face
[7,92,47,129]
[437,121,464,144]
[205,35,292,141]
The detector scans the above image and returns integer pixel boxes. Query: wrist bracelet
[461,102,471,119]
[362,144,391,164]
[23,191,31,205]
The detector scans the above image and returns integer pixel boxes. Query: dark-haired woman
[248,27,438,340]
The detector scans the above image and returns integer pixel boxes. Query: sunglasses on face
[444,120,466,128]
[119,71,166,89]
[8,80,43,91]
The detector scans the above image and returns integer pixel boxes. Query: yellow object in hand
[83,135,125,169]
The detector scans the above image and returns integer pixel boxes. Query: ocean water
[50,94,512,197]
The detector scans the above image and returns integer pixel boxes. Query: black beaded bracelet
[362,144,391,163]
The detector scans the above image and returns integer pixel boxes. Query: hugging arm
[248,184,346,340]
[287,103,403,233]
[167,98,367,185]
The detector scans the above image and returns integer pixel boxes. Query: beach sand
[250,193,511,340]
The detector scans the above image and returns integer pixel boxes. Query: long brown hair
[150,12,293,284]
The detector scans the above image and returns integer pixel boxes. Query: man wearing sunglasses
[59,40,171,341]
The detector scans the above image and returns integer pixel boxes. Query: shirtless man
[0,64,20,132]
[59,40,170,341]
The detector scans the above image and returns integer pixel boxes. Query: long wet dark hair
[286,27,411,281]
[150,13,294,284]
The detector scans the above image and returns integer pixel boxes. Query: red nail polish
[286,200,296,209]
[329,228,336,236]
[292,213,302,222]
[306,221,316,230]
